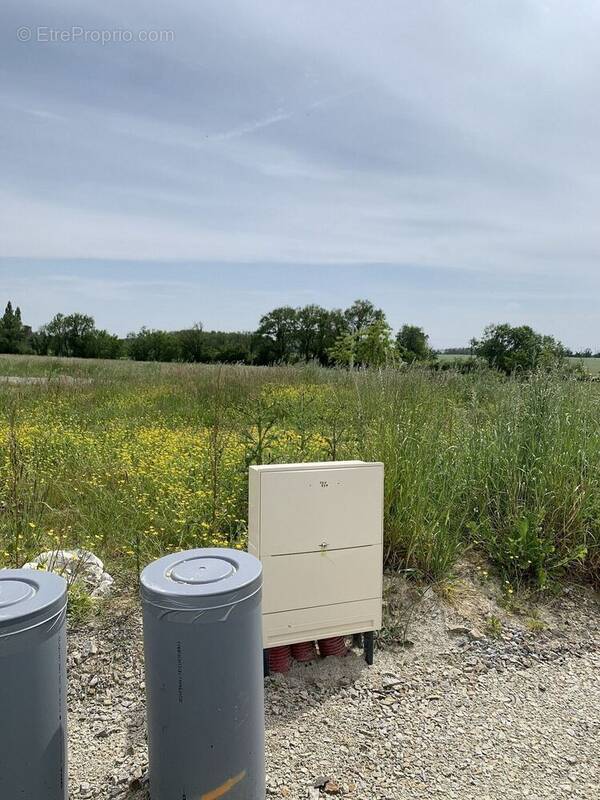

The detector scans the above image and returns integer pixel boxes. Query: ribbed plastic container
[291,640,318,663]
[141,548,264,800]
[268,644,292,673]
[0,569,68,800]
[318,636,348,658]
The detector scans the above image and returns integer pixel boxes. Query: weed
[485,614,503,639]
[67,582,96,626]
[525,616,546,632]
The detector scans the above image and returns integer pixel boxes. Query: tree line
[0,299,434,366]
[1,298,597,375]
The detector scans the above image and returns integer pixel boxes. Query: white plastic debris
[22,549,114,598]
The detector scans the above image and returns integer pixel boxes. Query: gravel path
[265,649,599,799]
[66,586,600,800]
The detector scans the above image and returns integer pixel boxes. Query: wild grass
[436,353,600,375]
[0,356,598,588]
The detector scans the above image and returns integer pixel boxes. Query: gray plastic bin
[0,568,68,800]
[141,548,264,800]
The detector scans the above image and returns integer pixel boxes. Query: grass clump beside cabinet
[0,356,598,590]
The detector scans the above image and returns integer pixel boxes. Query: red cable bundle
[318,636,348,658]
[268,645,292,673]
[290,640,318,662]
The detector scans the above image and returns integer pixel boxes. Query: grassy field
[0,355,598,589]
[437,353,600,373]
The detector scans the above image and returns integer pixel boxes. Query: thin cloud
[209,109,293,141]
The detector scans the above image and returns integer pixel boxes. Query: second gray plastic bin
[141,547,264,800]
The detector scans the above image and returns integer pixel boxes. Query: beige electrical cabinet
[248,461,384,661]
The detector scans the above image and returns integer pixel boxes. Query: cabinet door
[263,598,382,647]
[259,465,383,555]
[261,544,382,614]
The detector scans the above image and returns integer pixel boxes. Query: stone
[22,549,114,598]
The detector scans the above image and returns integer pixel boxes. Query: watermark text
[17,26,175,44]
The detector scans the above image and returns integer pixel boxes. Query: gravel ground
[67,582,600,799]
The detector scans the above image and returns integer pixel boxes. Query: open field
[437,353,600,373]
[0,354,599,587]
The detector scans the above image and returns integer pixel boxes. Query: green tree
[30,329,50,356]
[253,299,387,365]
[255,306,299,363]
[201,330,253,363]
[344,299,385,333]
[125,328,180,362]
[178,324,204,362]
[396,324,433,363]
[0,301,27,354]
[328,331,357,367]
[471,323,566,375]
[329,318,395,368]
[296,304,324,361]
[295,305,346,364]
[356,318,396,366]
[40,313,96,357]
[88,329,122,359]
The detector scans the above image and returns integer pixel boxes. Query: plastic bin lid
[0,569,67,635]
[140,548,262,610]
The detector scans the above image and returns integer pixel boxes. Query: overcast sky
[1,1,599,349]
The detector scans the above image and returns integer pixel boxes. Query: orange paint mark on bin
[200,769,246,799]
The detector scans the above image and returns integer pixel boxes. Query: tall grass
[0,356,598,588]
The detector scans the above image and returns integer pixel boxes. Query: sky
[1,1,600,349]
